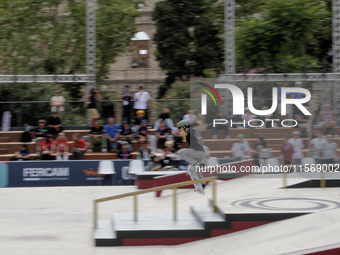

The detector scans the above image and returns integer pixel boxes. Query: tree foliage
[236,0,332,73]
[152,0,224,96]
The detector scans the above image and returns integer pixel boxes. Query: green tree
[152,0,224,96]
[0,0,142,99]
[236,0,332,73]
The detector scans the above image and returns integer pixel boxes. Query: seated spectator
[47,112,63,138]
[294,113,312,138]
[155,108,174,129]
[213,111,230,139]
[118,141,131,159]
[280,135,294,165]
[171,119,182,150]
[35,137,44,155]
[288,131,304,164]
[55,132,69,161]
[137,120,150,143]
[310,130,325,163]
[34,120,49,138]
[319,104,337,135]
[88,121,108,153]
[41,134,55,160]
[11,144,30,161]
[20,124,32,142]
[146,154,163,171]
[119,121,134,144]
[163,141,178,169]
[138,140,152,160]
[133,110,146,127]
[321,134,338,164]
[103,117,120,152]
[156,120,171,149]
[231,134,251,160]
[71,133,89,160]
[254,136,266,149]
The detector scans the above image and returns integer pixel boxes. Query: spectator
[183,110,196,124]
[121,85,133,123]
[137,120,150,143]
[254,136,266,149]
[138,140,152,160]
[163,140,179,169]
[319,104,337,135]
[71,133,89,160]
[35,137,44,155]
[213,111,230,139]
[231,134,251,160]
[146,154,163,171]
[133,110,146,127]
[280,135,294,165]
[120,121,134,144]
[103,117,120,152]
[258,106,274,128]
[321,134,338,164]
[34,120,49,138]
[172,119,182,150]
[134,86,150,120]
[310,130,325,163]
[88,121,108,153]
[156,120,171,149]
[47,112,63,138]
[41,134,55,160]
[11,144,30,161]
[294,113,312,138]
[55,132,69,161]
[243,107,256,128]
[50,90,65,118]
[118,141,131,159]
[156,108,174,129]
[20,124,32,142]
[86,87,101,127]
[288,131,304,164]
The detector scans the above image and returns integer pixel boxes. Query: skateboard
[187,165,205,195]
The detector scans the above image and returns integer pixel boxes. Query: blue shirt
[104,124,120,138]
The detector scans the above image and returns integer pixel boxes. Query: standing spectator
[280,135,294,165]
[86,87,101,127]
[310,130,325,163]
[319,104,337,135]
[231,134,251,160]
[11,144,30,161]
[321,134,338,164]
[71,133,89,160]
[121,85,133,123]
[103,117,120,152]
[156,120,170,149]
[134,86,150,120]
[47,112,63,138]
[88,121,107,152]
[41,134,55,160]
[288,131,304,164]
[118,141,131,159]
[183,110,196,124]
[34,120,49,138]
[50,90,65,119]
[212,111,230,139]
[138,140,152,160]
[55,132,69,160]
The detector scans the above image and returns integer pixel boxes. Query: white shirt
[231,141,250,159]
[310,137,325,151]
[288,138,304,159]
[50,95,66,112]
[134,91,150,109]
[183,114,196,123]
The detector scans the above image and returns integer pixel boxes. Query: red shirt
[281,143,294,162]
[74,139,87,149]
[41,140,55,150]
[56,139,68,152]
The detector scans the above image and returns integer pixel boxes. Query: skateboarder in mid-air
[177,120,206,193]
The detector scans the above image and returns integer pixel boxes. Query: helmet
[177,120,189,129]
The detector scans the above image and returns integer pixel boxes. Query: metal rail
[93,176,218,229]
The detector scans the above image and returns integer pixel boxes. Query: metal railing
[93,176,218,229]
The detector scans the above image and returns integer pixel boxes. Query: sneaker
[87,149,93,153]
[202,183,207,189]
[101,148,108,153]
